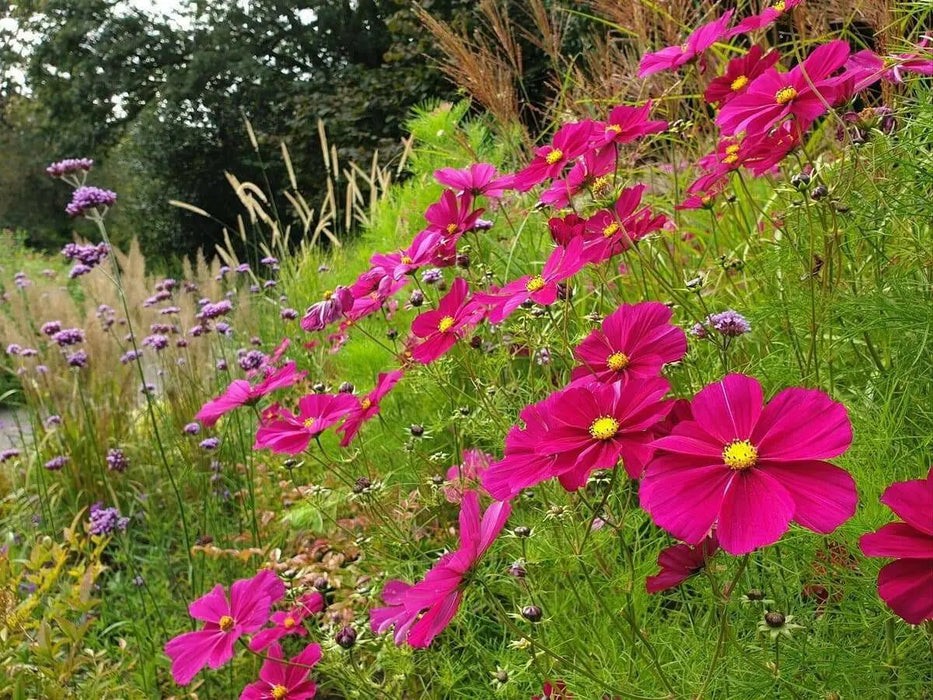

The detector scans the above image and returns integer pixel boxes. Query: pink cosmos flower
[717,40,852,137]
[300,286,354,332]
[248,592,325,652]
[196,362,306,427]
[537,377,672,489]
[539,146,616,208]
[346,272,408,323]
[582,185,668,263]
[434,163,513,199]
[597,102,668,145]
[704,46,781,106]
[240,642,322,700]
[688,124,799,194]
[727,0,802,38]
[371,230,443,280]
[641,374,856,556]
[337,370,404,446]
[410,278,483,364]
[512,121,598,191]
[370,491,511,647]
[165,569,285,685]
[859,468,933,625]
[253,393,358,454]
[646,534,719,593]
[571,302,687,385]
[424,190,483,245]
[638,11,734,78]
[548,213,587,245]
[534,680,573,700]
[444,449,492,503]
[472,237,586,324]
[846,43,933,92]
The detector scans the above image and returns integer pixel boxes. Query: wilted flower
[301,286,354,332]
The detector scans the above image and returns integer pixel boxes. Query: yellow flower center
[606,351,630,371]
[545,148,564,165]
[725,144,741,155]
[526,275,546,292]
[602,222,620,238]
[606,124,622,134]
[303,417,315,429]
[722,154,739,164]
[361,398,372,410]
[445,223,459,235]
[730,75,749,91]
[591,176,612,197]
[771,0,786,12]
[401,255,413,264]
[283,616,296,629]
[589,416,620,441]
[437,315,456,333]
[271,685,288,699]
[218,615,235,632]
[322,290,334,300]
[775,86,798,104]
[701,195,713,205]
[723,440,759,470]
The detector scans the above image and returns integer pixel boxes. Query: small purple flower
[120,349,143,364]
[689,322,708,339]
[149,323,175,334]
[261,256,278,266]
[176,338,188,348]
[250,337,261,347]
[44,455,70,471]
[280,308,298,320]
[106,448,129,472]
[140,383,156,394]
[69,264,93,279]
[238,350,266,371]
[87,502,129,536]
[41,321,62,336]
[6,344,22,356]
[707,310,751,337]
[0,449,21,463]
[44,415,62,428]
[236,263,250,273]
[197,300,233,320]
[216,359,228,371]
[535,348,552,366]
[62,242,109,268]
[143,291,172,307]
[14,272,30,288]
[52,328,85,346]
[421,268,443,284]
[189,325,209,337]
[473,218,494,231]
[199,437,220,450]
[263,280,276,290]
[133,575,145,586]
[35,365,48,374]
[46,158,94,178]
[216,322,232,335]
[66,350,89,368]
[301,286,354,332]
[160,306,181,315]
[142,334,169,351]
[65,186,117,217]
[20,348,37,358]
[249,284,261,294]
[183,422,201,435]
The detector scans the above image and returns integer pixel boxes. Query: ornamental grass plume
[641,374,856,555]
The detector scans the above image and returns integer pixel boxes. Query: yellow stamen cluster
[283,616,296,629]
[218,615,235,632]
[722,143,741,165]
[437,315,456,333]
[602,222,620,238]
[606,351,630,372]
[526,275,546,292]
[591,176,612,197]
[605,124,622,134]
[545,148,564,165]
[723,440,759,470]
[401,255,413,264]
[361,398,372,410]
[303,417,316,429]
[446,223,459,235]
[775,86,798,104]
[589,416,620,441]
[271,685,288,700]
[730,75,749,91]
[322,290,334,300]
[771,0,787,12]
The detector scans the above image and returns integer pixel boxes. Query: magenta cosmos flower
[539,146,616,208]
[337,370,404,446]
[371,230,443,280]
[727,0,802,38]
[409,278,483,364]
[859,468,933,625]
[638,11,734,78]
[571,302,687,385]
[444,449,492,503]
[472,237,586,324]
[301,286,354,332]
[196,362,306,427]
[597,102,667,146]
[370,490,510,647]
[717,40,852,137]
[240,642,322,700]
[641,374,856,556]
[254,393,358,454]
[704,46,781,106]
[646,534,719,594]
[434,163,513,200]
[165,569,285,685]
[512,120,598,191]
[424,190,483,243]
[249,592,324,652]
[582,185,668,263]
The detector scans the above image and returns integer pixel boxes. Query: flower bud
[353,477,371,494]
[764,611,786,628]
[513,526,531,538]
[338,381,355,394]
[410,424,424,437]
[335,626,357,649]
[521,605,542,622]
[409,290,424,308]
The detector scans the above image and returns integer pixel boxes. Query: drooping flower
[254,394,358,454]
[597,102,668,145]
[434,163,513,200]
[249,592,325,652]
[66,186,117,217]
[240,642,321,700]
[409,278,483,364]
[646,534,719,593]
[727,0,803,38]
[370,491,511,647]
[641,374,856,555]
[164,569,285,685]
[547,214,587,246]
[301,287,354,332]
[704,46,782,106]
[444,449,493,503]
[472,237,587,324]
[638,11,735,77]
[337,370,404,447]
[859,468,933,625]
[195,362,306,427]
[581,185,668,263]
[717,40,852,137]
[512,121,598,191]
[539,146,617,209]
[571,302,687,385]
[370,230,443,280]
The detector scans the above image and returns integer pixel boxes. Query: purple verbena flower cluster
[46,158,94,178]
[66,186,117,217]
